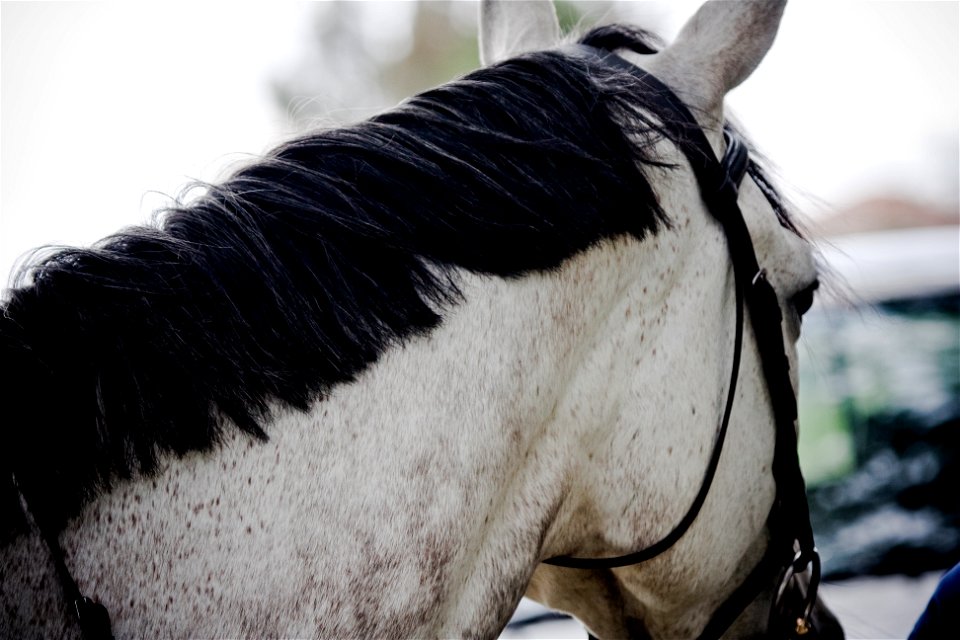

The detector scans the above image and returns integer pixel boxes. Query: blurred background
[2,2,957,638]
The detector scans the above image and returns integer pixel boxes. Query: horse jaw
[479,0,560,66]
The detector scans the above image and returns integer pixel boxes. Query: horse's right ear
[479,0,561,66]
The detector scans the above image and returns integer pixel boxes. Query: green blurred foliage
[798,296,960,484]
[271,1,614,130]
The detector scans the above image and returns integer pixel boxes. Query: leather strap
[549,45,819,640]
[14,477,114,640]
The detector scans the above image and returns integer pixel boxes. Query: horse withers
[2,1,842,638]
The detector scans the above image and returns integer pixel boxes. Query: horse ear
[650,0,786,113]
[479,0,561,66]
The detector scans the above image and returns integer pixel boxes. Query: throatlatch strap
[541,48,751,572]
[613,57,815,563]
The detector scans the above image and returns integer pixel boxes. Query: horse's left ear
[479,0,561,66]
[648,0,787,115]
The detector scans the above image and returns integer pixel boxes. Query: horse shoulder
[45,264,610,637]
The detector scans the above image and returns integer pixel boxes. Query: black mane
[0,25,787,538]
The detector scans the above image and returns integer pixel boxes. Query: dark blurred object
[808,394,960,579]
[908,562,960,639]
[801,266,959,579]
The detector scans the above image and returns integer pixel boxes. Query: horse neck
[7,244,640,638]
[2,183,742,639]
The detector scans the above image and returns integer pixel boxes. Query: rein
[13,476,114,640]
[545,45,821,640]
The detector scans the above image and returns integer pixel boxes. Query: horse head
[481,1,842,638]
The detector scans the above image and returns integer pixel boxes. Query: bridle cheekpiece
[544,45,823,640]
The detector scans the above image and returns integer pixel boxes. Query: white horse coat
[2,2,838,638]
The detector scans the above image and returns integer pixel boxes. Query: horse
[1,1,843,638]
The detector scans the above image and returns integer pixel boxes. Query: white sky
[2,1,958,286]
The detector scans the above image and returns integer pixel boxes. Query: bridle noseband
[544,46,822,640]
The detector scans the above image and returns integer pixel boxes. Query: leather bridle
[543,46,822,640]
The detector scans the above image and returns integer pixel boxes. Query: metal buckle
[775,548,821,636]
[751,268,767,287]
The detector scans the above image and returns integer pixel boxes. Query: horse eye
[791,279,819,317]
